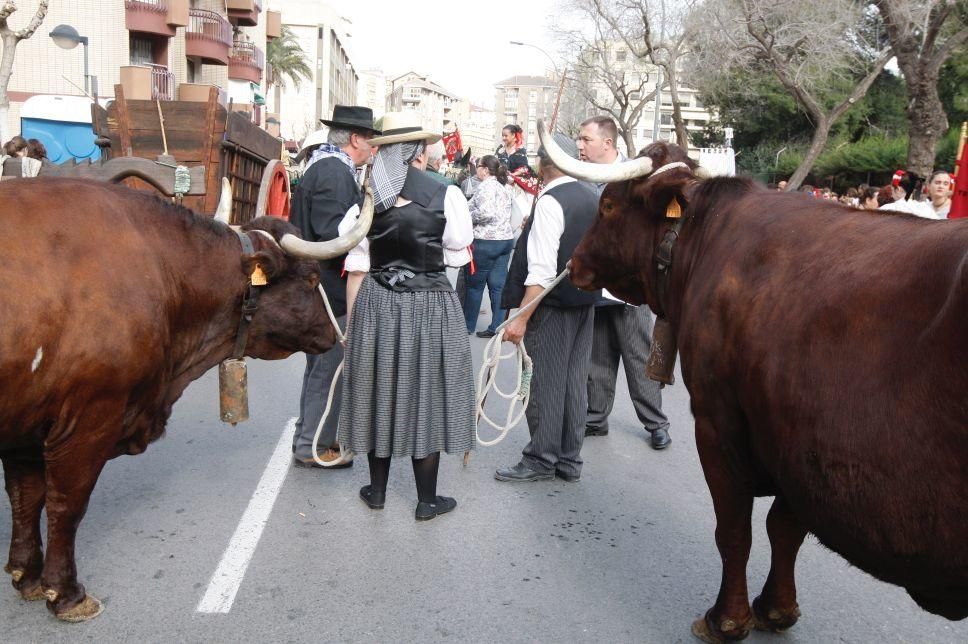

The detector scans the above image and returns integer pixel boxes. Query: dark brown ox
[547,131,968,640]
[0,177,368,621]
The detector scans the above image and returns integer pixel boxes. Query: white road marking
[31,347,43,372]
[196,417,296,614]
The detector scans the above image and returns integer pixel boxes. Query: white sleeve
[337,203,370,272]
[525,196,564,288]
[443,185,474,266]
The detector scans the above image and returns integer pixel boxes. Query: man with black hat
[290,105,381,469]
[494,132,601,484]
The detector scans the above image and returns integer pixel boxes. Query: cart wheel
[255,159,291,220]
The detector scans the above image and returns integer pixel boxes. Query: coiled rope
[473,267,570,448]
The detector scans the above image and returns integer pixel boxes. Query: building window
[129,34,154,66]
[661,114,672,125]
[693,97,704,108]
[616,49,627,62]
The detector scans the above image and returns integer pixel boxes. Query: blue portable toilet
[20,95,101,164]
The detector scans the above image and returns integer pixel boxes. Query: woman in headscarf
[338,111,476,521]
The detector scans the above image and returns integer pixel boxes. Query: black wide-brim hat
[321,105,381,134]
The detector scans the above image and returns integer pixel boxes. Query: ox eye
[601,200,616,218]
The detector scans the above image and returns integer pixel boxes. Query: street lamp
[509,40,559,78]
[509,40,567,131]
[49,24,95,97]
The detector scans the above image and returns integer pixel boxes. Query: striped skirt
[338,275,476,458]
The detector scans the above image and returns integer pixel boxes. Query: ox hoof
[691,612,753,643]
[55,594,104,623]
[752,596,801,632]
[19,582,45,601]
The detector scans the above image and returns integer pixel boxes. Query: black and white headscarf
[372,141,426,213]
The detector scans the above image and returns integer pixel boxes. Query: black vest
[368,166,451,292]
[501,180,601,309]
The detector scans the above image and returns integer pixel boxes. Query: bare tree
[553,1,661,154]
[0,1,48,143]
[873,0,968,176]
[586,0,698,149]
[690,0,892,189]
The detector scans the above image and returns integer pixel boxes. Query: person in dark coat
[289,105,381,469]
[338,111,475,521]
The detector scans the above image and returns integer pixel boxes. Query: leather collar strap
[654,217,684,319]
[231,230,264,360]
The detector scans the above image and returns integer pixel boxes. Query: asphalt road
[2,330,966,643]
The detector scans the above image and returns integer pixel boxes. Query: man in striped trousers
[495,133,601,483]
[577,116,671,450]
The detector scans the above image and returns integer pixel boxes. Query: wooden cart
[42,85,290,224]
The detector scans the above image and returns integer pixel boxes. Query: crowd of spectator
[771,169,955,219]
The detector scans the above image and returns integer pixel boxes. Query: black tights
[366,450,440,503]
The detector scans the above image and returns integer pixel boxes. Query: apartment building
[386,71,459,133]
[356,68,388,121]
[277,0,358,143]
[453,101,496,160]
[493,75,558,156]
[4,0,281,143]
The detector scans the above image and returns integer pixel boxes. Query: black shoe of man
[584,425,609,437]
[651,427,671,450]
[494,462,554,482]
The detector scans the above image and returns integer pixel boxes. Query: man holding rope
[289,105,380,469]
[495,133,600,483]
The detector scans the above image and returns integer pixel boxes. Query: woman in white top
[927,170,953,218]
[462,154,516,338]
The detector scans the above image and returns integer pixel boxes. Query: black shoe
[555,469,581,483]
[415,496,457,521]
[494,462,554,482]
[584,425,609,437]
[359,485,385,509]
[476,329,496,338]
[651,427,671,450]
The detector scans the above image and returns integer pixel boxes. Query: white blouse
[341,185,474,272]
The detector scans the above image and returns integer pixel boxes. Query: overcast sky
[342,0,562,106]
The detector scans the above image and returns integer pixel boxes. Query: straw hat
[367,111,441,146]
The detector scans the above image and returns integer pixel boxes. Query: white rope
[474,268,570,447]
[310,283,353,467]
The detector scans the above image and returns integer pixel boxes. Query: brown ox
[0,177,369,621]
[540,128,968,641]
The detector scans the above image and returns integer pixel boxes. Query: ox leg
[752,495,805,632]
[692,419,755,643]
[2,453,47,601]
[39,421,114,622]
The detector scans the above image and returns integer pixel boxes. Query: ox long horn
[214,178,233,224]
[537,119,654,183]
[279,183,374,260]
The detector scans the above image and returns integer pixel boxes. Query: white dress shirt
[341,185,473,272]
[524,175,576,288]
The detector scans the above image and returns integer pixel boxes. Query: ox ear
[636,174,691,221]
[241,250,284,285]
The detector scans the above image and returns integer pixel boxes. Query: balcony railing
[125,0,166,13]
[186,9,232,47]
[228,41,265,83]
[148,63,174,101]
[229,42,264,70]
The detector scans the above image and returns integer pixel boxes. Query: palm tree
[266,26,312,131]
